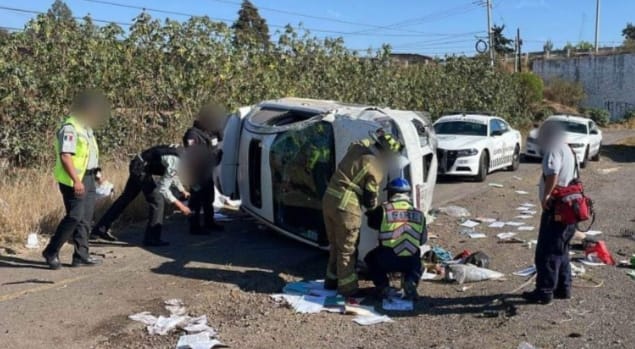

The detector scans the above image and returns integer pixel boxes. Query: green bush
[623,110,635,120]
[543,78,586,107]
[516,72,544,105]
[0,6,535,167]
[584,108,611,126]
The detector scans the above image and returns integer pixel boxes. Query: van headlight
[569,143,585,148]
[456,148,479,157]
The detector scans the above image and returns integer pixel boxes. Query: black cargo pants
[534,211,576,297]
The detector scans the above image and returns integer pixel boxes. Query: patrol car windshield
[434,121,487,136]
[547,120,588,134]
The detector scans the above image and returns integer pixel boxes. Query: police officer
[183,103,225,235]
[523,122,577,304]
[42,90,108,269]
[92,145,192,246]
[322,129,403,297]
[364,177,426,300]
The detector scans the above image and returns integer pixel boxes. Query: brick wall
[532,53,635,120]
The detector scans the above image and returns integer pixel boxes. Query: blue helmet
[386,177,411,194]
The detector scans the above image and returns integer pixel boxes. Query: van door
[219,106,252,199]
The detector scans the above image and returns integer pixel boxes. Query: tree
[232,0,270,49]
[491,24,514,54]
[47,0,73,22]
[576,41,594,51]
[622,23,635,41]
[543,40,554,52]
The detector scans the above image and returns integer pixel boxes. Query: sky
[1,0,633,56]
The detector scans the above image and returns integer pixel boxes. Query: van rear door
[219,106,252,199]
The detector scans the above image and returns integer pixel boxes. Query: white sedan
[433,114,522,181]
[525,115,602,168]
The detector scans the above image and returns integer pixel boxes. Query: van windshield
[547,120,588,134]
[434,121,487,136]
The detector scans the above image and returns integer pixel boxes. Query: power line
[0,5,133,26]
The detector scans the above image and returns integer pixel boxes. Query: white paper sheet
[488,222,505,228]
[496,232,517,240]
[515,215,532,219]
[584,230,603,236]
[522,210,537,215]
[176,333,223,349]
[515,190,529,195]
[513,265,537,277]
[460,220,480,228]
[521,203,536,207]
[271,294,325,314]
[488,183,504,188]
[517,226,535,231]
[505,221,524,226]
[382,298,414,311]
[476,217,497,223]
[421,272,438,280]
[353,314,394,326]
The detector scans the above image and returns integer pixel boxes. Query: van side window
[411,118,429,147]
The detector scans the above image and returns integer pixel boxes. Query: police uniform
[43,116,99,266]
[322,139,384,295]
[92,145,186,245]
[183,121,222,233]
[364,195,426,297]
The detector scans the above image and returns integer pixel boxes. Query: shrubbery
[584,108,611,126]
[543,78,586,108]
[0,6,535,167]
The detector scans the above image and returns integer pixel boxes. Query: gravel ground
[1,133,634,349]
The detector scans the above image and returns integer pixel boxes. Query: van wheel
[507,144,520,171]
[580,147,589,169]
[591,145,601,161]
[475,151,489,182]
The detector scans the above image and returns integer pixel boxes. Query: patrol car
[218,98,438,259]
[525,115,602,168]
[433,113,522,181]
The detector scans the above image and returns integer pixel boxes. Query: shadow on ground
[601,143,635,163]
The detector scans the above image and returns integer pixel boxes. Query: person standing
[91,145,192,246]
[523,122,577,304]
[322,129,403,297]
[364,177,426,300]
[43,90,108,269]
[183,103,225,235]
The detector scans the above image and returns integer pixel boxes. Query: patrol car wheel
[591,145,601,161]
[507,144,520,171]
[475,151,489,182]
[580,147,589,169]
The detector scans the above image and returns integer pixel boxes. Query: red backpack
[550,147,595,231]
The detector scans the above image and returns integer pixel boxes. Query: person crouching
[364,177,427,300]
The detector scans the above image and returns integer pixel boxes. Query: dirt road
[1,130,634,349]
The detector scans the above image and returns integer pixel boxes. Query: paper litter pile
[271,280,396,326]
[128,299,224,349]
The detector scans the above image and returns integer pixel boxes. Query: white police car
[218,98,438,259]
[525,115,602,168]
[433,113,522,181]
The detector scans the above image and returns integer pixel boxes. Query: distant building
[389,53,434,66]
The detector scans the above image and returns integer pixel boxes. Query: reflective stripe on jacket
[379,200,425,256]
[324,139,383,215]
[53,116,98,187]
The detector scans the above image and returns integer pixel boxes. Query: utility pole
[487,0,494,66]
[594,0,600,54]
[515,28,521,73]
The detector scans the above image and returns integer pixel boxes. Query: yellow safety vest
[378,200,425,257]
[53,116,98,187]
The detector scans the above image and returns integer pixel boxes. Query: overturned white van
[219,98,438,259]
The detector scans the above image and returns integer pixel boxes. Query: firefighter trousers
[323,202,361,296]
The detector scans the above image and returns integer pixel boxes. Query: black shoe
[344,288,371,299]
[42,251,61,270]
[324,278,338,291]
[554,289,572,300]
[403,282,420,301]
[522,290,553,305]
[143,239,170,247]
[90,228,118,242]
[204,222,224,231]
[71,256,102,267]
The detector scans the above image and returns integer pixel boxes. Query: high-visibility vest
[378,200,425,257]
[53,116,98,187]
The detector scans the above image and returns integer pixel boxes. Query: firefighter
[303,123,332,199]
[91,145,193,246]
[322,129,403,296]
[522,121,577,304]
[183,103,225,235]
[364,177,426,300]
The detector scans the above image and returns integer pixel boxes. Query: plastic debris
[488,183,504,188]
[488,222,505,228]
[436,205,471,218]
[584,240,616,265]
[465,251,490,268]
[25,233,40,249]
[515,190,529,195]
[513,265,536,277]
[571,263,586,277]
[96,181,114,198]
[176,333,223,349]
[382,297,414,311]
[460,220,480,228]
[584,230,603,236]
[447,264,505,284]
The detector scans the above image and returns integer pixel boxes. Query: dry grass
[0,160,148,248]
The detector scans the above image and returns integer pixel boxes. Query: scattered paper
[460,220,480,228]
[515,190,529,195]
[521,203,536,207]
[517,207,530,211]
[488,222,505,228]
[421,272,438,280]
[437,205,471,218]
[353,314,394,326]
[513,265,536,277]
[578,259,605,266]
[523,210,537,215]
[488,183,504,188]
[176,333,223,349]
[496,232,517,240]
[513,176,523,181]
[515,215,532,219]
[505,221,524,227]
[571,263,586,277]
[25,233,40,249]
[149,315,189,336]
[96,181,114,198]
[129,312,158,326]
[271,294,325,314]
[476,217,497,223]
[468,232,487,239]
[584,230,603,236]
[382,298,414,311]
[597,167,619,175]
[518,226,535,231]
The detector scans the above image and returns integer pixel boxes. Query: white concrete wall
[532,53,635,120]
